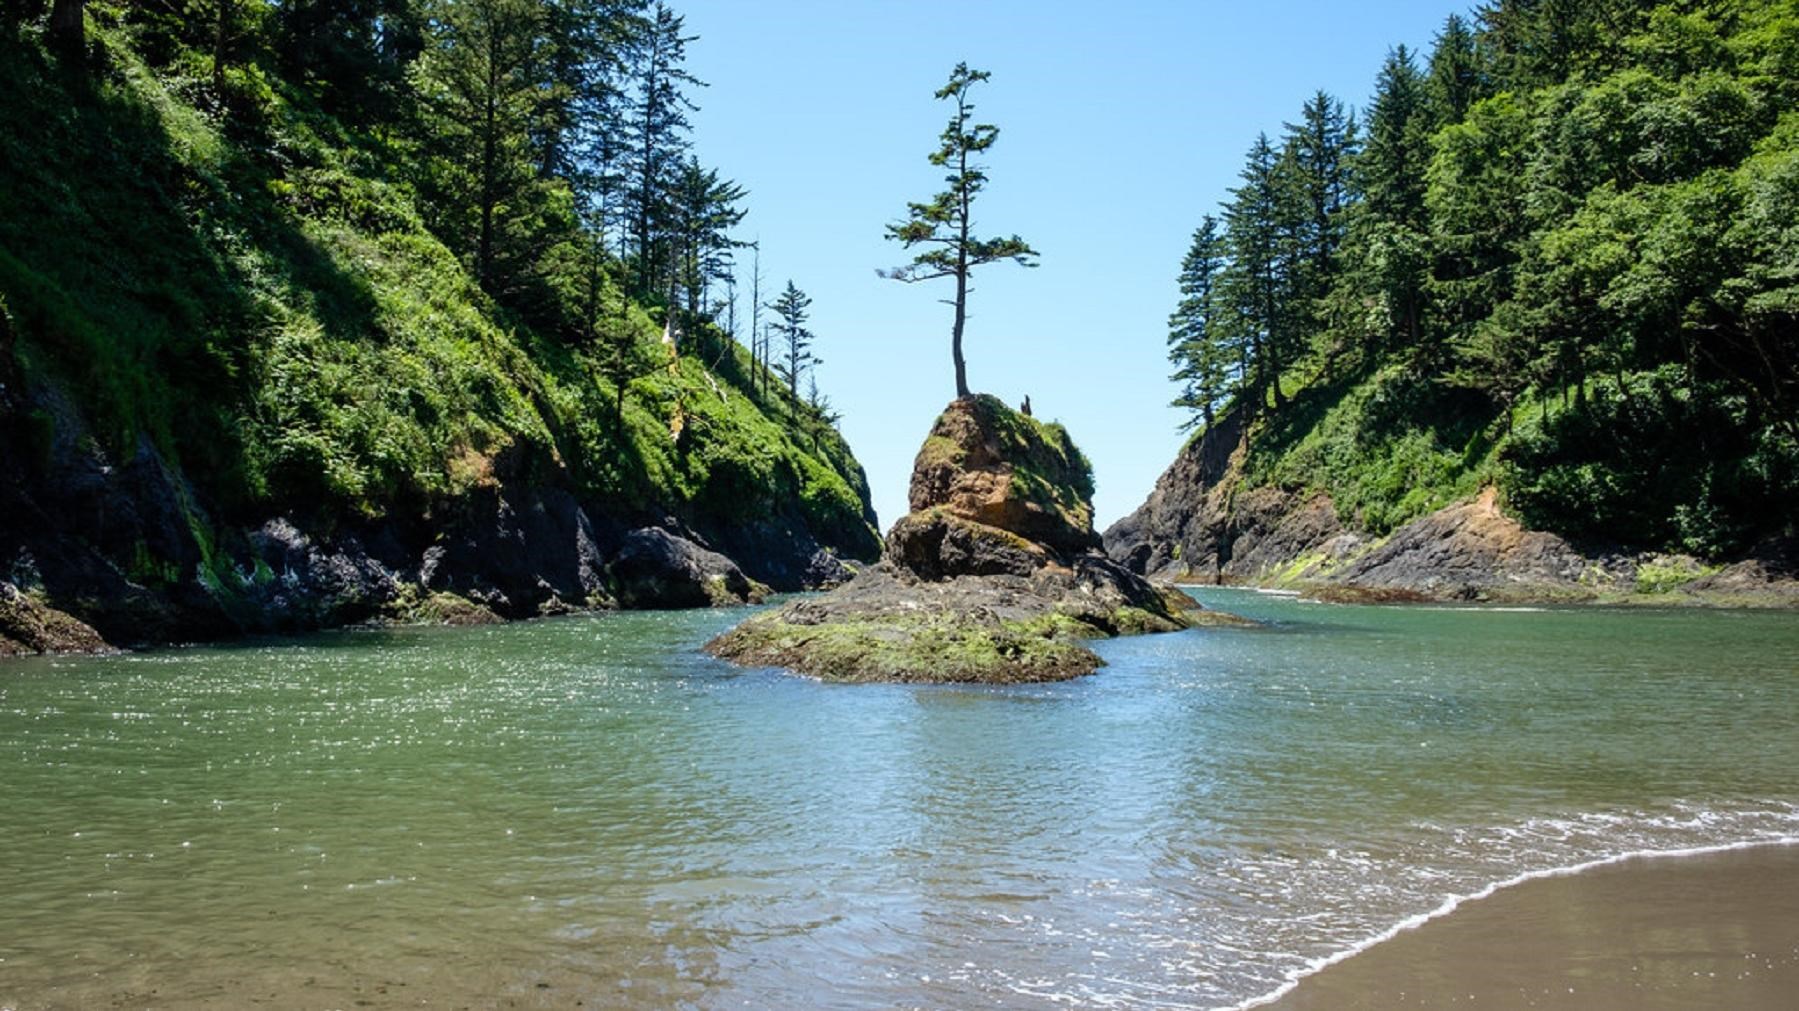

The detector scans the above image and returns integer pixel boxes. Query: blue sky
[681,0,1462,530]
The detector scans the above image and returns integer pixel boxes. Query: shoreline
[1260,841,1799,1010]
[9,575,1797,663]
[1172,577,1799,611]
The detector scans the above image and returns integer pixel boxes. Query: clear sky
[681,0,1461,531]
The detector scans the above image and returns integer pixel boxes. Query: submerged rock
[708,395,1246,683]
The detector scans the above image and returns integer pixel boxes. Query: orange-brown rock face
[905,395,1100,556]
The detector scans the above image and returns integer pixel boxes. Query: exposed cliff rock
[908,395,1100,555]
[708,396,1245,684]
[1106,408,1799,607]
[0,373,836,657]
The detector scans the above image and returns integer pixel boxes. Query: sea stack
[706,395,1242,683]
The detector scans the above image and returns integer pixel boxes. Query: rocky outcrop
[1327,488,1617,600]
[908,395,1100,555]
[0,374,836,658]
[0,583,110,656]
[607,527,765,609]
[1106,410,1799,606]
[707,396,1244,684]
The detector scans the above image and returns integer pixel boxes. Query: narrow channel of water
[2,591,1796,1008]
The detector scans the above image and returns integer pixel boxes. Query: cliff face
[0,372,875,653]
[1105,408,1799,607]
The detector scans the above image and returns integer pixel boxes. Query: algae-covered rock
[707,395,1246,683]
[0,582,112,656]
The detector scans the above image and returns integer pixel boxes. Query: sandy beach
[1271,842,1799,1009]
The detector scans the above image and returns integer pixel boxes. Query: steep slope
[1120,0,1799,607]
[0,25,878,653]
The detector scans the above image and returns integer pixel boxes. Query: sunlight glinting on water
[1,591,1796,1009]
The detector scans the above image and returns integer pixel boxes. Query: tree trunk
[477,29,499,293]
[48,0,82,62]
[952,129,972,400]
[212,0,231,100]
[951,266,969,399]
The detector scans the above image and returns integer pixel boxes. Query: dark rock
[1103,406,1245,578]
[884,510,1049,580]
[428,467,609,617]
[700,516,860,592]
[244,518,403,628]
[608,527,765,609]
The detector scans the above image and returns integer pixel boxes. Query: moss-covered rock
[908,395,1099,555]
[707,395,1248,683]
[0,582,112,656]
[708,599,1102,685]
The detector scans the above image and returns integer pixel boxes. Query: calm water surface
[2,590,1796,1009]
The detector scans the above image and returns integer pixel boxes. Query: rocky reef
[707,396,1243,683]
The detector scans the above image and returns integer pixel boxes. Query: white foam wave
[1226,833,1799,1011]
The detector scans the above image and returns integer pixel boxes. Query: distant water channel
[3,590,1797,1009]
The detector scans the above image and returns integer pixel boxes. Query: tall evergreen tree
[411,0,564,302]
[623,2,700,302]
[1281,89,1358,328]
[669,156,746,320]
[1357,45,1434,355]
[1167,216,1236,430]
[1427,13,1485,126]
[272,0,424,123]
[767,280,815,400]
[1223,133,1296,410]
[882,63,1038,400]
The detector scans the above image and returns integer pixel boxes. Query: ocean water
[1,589,1795,1009]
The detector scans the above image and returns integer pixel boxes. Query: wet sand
[1272,842,1799,1009]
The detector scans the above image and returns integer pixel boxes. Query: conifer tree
[1223,133,1296,410]
[670,156,746,320]
[768,280,815,400]
[1357,45,1434,354]
[411,0,561,300]
[624,2,701,302]
[882,63,1038,400]
[272,0,424,123]
[1427,13,1485,126]
[1167,216,1236,430]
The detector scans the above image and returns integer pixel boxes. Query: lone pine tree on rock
[882,62,1037,400]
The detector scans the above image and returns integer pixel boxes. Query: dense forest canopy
[1166,0,1799,556]
[0,0,866,548]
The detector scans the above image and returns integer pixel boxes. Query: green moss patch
[709,609,1104,684]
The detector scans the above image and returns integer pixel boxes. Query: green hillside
[1164,0,1799,557]
[0,2,877,648]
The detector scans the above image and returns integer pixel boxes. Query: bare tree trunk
[212,0,231,99]
[952,131,971,400]
[48,0,83,62]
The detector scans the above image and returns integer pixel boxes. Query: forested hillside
[1158,0,1798,558]
[0,1,878,653]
